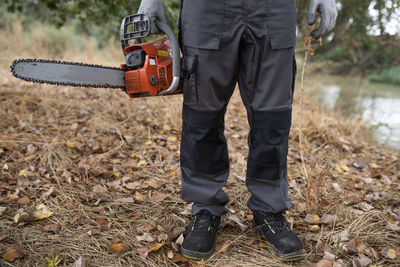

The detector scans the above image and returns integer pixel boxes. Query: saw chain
[10,59,125,89]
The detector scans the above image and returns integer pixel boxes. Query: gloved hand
[138,0,168,34]
[307,0,338,39]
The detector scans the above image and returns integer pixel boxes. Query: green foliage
[3,0,180,39]
[369,68,400,86]
[334,236,344,257]
[324,46,350,62]
[45,255,61,267]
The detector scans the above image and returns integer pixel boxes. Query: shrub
[368,68,400,86]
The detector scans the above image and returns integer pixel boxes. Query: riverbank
[302,69,400,150]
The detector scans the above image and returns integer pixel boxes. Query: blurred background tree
[1,0,399,79]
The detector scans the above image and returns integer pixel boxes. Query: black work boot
[253,210,306,261]
[181,210,221,260]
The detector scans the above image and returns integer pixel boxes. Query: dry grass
[0,23,399,267]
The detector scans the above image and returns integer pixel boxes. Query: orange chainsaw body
[121,39,182,98]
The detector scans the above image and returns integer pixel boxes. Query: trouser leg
[237,28,296,213]
[180,38,241,216]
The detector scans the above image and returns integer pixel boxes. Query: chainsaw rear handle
[154,19,180,96]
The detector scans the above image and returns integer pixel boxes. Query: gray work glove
[137,0,168,34]
[307,0,338,39]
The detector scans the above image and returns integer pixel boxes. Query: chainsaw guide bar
[11,59,125,89]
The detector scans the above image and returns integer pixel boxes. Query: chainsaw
[10,14,182,98]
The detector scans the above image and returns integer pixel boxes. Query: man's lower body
[178,0,305,261]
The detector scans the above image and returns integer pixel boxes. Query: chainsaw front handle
[155,20,181,96]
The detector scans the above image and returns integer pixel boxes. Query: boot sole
[257,231,306,262]
[181,247,213,260]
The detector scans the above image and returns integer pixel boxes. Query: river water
[311,75,400,150]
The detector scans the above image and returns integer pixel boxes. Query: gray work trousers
[179,0,297,216]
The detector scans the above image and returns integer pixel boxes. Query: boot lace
[259,211,290,233]
[190,212,219,232]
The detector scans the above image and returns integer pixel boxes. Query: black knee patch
[181,105,229,174]
[247,109,292,181]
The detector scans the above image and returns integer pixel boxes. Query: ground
[0,52,399,266]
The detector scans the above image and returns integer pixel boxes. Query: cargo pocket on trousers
[269,30,297,50]
[291,54,297,99]
[182,54,199,105]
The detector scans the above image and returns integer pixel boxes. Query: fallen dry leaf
[134,191,146,203]
[323,250,335,261]
[305,214,321,224]
[356,240,367,255]
[14,211,35,223]
[17,197,30,204]
[111,237,121,244]
[365,246,380,261]
[149,243,163,252]
[150,191,168,202]
[315,259,333,267]
[65,140,76,148]
[124,182,140,190]
[381,247,397,260]
[96,218,112,231]
[370,163,380,169]
[137,224,155,234]
[359,255,372,267]
[333,229,351,243]
[308,225,320,232]
[321,214,339,225]
[243,238,255,246]
[3,244,24,262]
[148,180,162,189]
[157,233,168,242]
[137,247,149,259]
[18,169,26,176]
[34,203,54,220]
[107,180,122,190]
[171,253,189,263]
[356,202,374,212]
[163,124,172,131]
[216,240,232,253]
[71,256,85,267]
[167,136,177,142]
[107,243,130,255]
[332,259,345,267]
[40,187,54,200]
[351,255,372,267]
[227,214,247,231]
[137,160,146,167]
[339,162,350,172]
[176,234,184,245]
[93,185,107,194]
[136,233,156,242]
[343,239,357,254]
[42,224,61,233]
[167,250,174,259]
